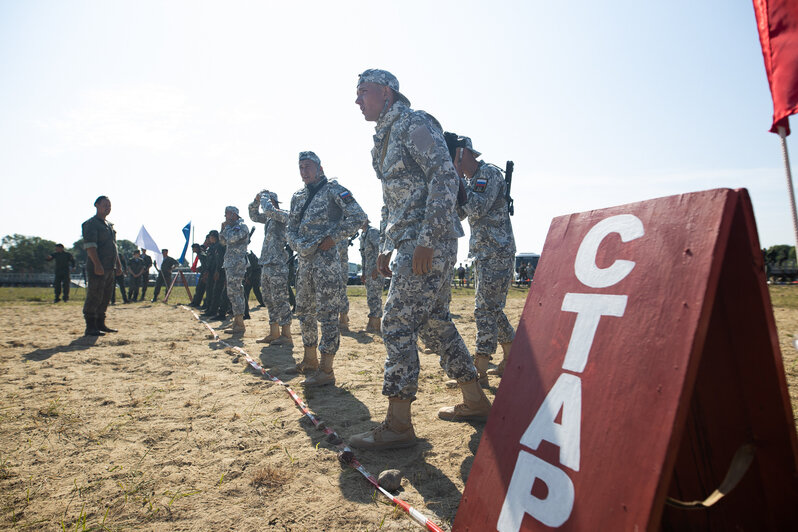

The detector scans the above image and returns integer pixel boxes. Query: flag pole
[777,126,798,249]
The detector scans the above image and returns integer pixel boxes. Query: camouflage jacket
[359,226,380,276]
[457,161,516,259]
[286,177,367,260]
[219,218,250,269]
[371,101,464,253]
[248,197,289,266]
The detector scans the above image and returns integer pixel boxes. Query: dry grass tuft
[250,466,292,491]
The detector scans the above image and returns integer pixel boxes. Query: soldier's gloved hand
[412,246,433,275]
[377,252,393,277]
[318,236,335,251]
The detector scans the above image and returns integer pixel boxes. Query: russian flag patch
[473,178,488,193]
[340,190,354,203]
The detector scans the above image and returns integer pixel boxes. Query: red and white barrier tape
[181,306,444,532]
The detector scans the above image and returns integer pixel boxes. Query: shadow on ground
[23,336,100,361]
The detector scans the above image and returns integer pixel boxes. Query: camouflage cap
[225,205,239,215]
[459,136,481,158]
[298,151,321,166]
[357,69,411,106]
[260,189,280,204]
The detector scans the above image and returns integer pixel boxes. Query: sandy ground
[1,288,796,531]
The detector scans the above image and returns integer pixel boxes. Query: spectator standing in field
[127,250,145,302]
[219,206,250,334]
[451,134,516,383]
[189,243,208,308]
[337,234,356,331]
[81,195,122,336]
[151,249,179,302]
[139,249,153,301]
[46,243,75,303]
[286,151,367,386]
[111,253,129,304]
[249,190,294,346]
[349,69,490,450]
[202,231,227,318]
[359,220,383,332]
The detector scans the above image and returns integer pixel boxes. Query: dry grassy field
[1,285,796,531]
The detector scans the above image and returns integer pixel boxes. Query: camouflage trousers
[260,262,292,326]
[364,275,383,318]
[295,247,344,355]
[474,255,516,357]
[382,239,476,399]
[339,247,350,314]
[224,262,247,316]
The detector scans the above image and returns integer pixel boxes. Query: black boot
[84,316,104,336]
[97,315,118,333]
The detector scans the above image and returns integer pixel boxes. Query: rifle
[505,160,515,216]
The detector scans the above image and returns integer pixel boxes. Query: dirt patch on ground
[1,290,796,531]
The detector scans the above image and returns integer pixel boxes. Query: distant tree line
[0,234,138,273]
[763,244,796,269]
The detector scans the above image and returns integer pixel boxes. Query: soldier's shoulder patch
[339,189,354,204]
[473,178,488,192]
[409,124,434,153]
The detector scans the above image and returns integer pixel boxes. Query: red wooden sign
[454,188,798,531]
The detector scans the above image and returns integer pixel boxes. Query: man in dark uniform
[82,195,122,336]
[202,231,226,316]
[127,250,145,302]
[46,243,75,303]
[111,253,129,304]
[190,243,208,308]
[151,249,179,302]
[139,249,153,301]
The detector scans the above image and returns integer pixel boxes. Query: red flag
[753,0,798,134]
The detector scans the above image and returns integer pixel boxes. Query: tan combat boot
[438,379,492,422]
[256,323,280,343]
[339,312,350,331]
[487,341,513,376]
[301,352,335,387]
[349,397,417,449]
[226,314,246,334]
[445,354,490,388]
[366,317,381,333]
[269,323,294,346]
[286,345,319,374]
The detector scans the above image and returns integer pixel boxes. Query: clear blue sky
[0,1,793,264]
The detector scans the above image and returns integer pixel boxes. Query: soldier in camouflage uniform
[450,135,516,385]
[349,69,491,451]
[336,237,353,330]
[219,206,249,334]
[249,190,293,346]
[359,221,383,332]
[286,151,367,386]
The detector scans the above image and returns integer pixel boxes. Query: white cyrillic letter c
[574,214,644,288]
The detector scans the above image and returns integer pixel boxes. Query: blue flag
[178,222,191,265]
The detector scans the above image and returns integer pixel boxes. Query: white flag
[135,226,163,268]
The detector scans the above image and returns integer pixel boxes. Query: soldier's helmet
[357,69,410,107]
